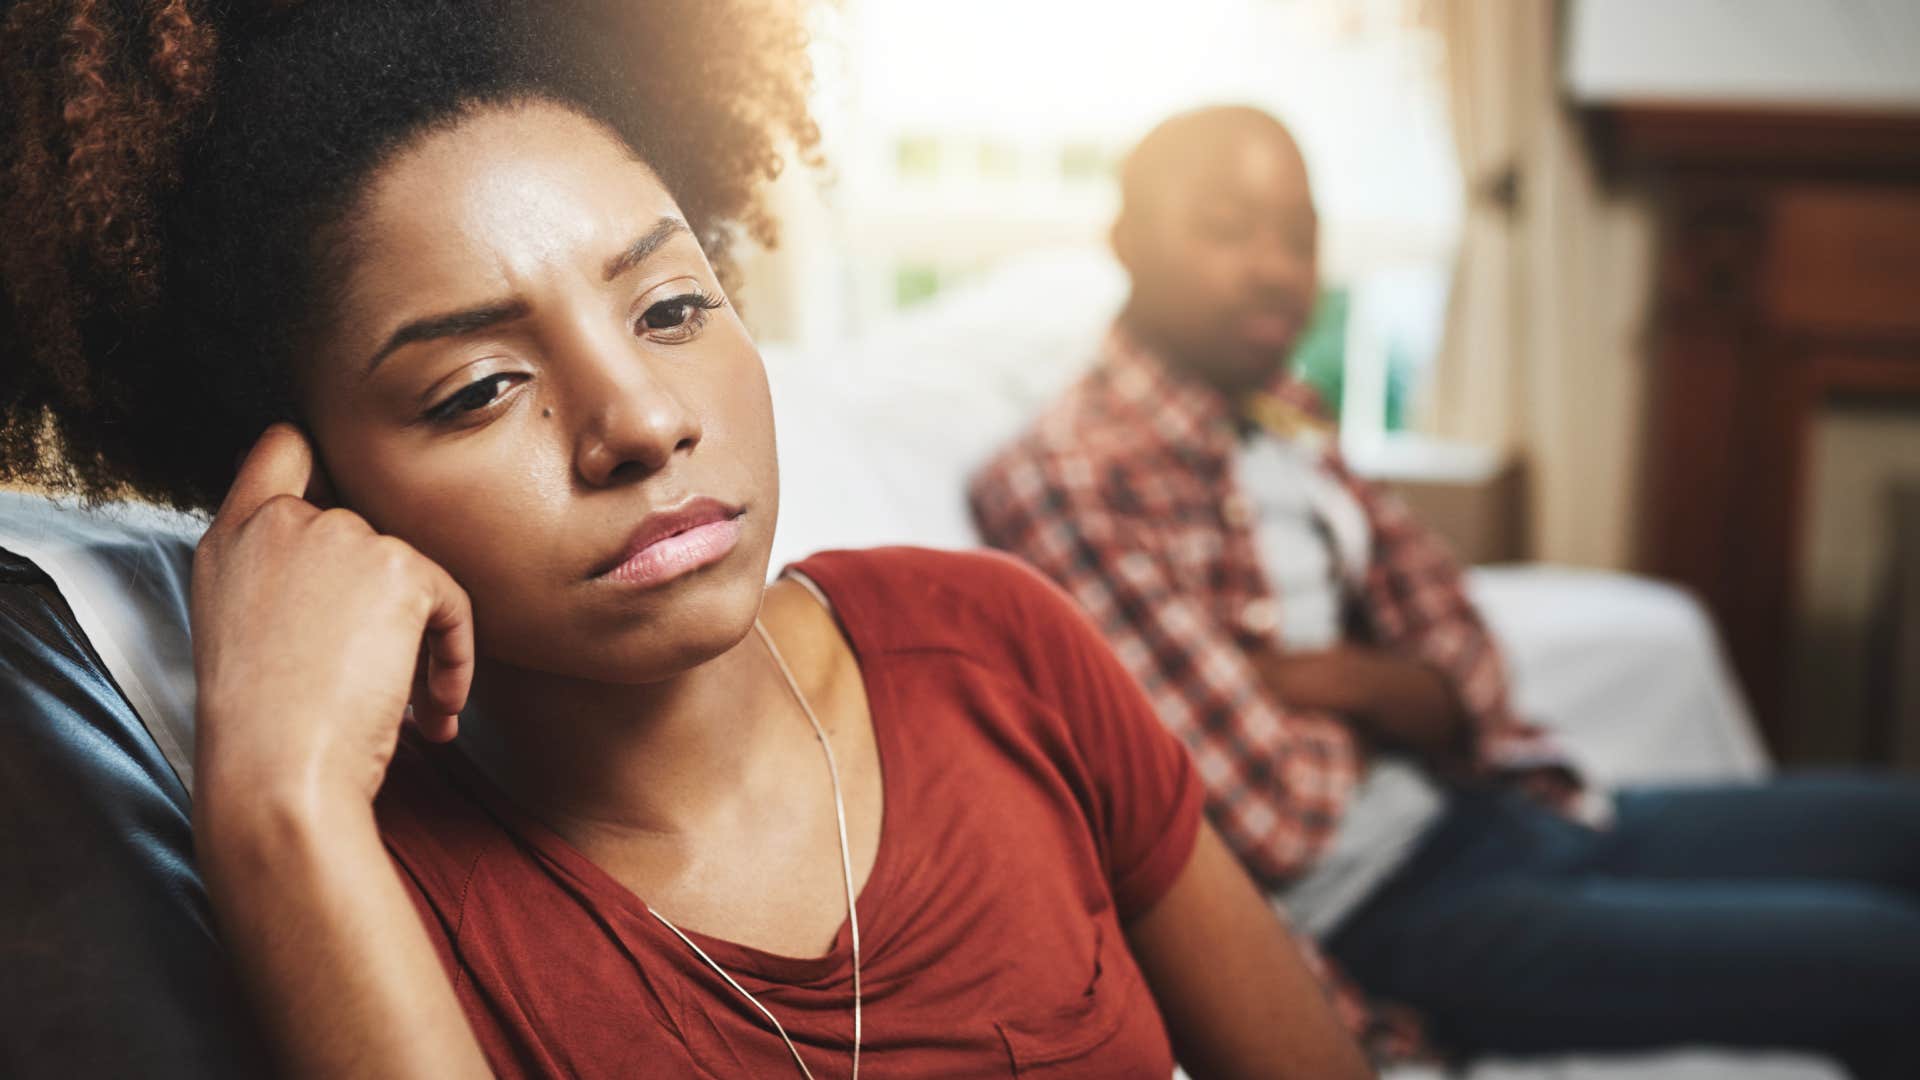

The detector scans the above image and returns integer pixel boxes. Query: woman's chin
[484,569,768,685]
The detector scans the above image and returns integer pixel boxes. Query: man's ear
[1110,213,1137,274]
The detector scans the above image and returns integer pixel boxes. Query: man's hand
[1511,766,1593,818]
[1254,644,1469,763]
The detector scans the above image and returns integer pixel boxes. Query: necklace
[648,619,863,1080]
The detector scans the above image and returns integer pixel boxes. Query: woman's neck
[454,612,809,840]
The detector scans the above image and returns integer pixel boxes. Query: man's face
[1116,130,1319,396]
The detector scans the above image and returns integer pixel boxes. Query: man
[970,105,1920,1074]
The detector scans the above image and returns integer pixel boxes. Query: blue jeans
[1324,774,1920,1078]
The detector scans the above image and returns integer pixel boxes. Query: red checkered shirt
[969,326,1570,890]
[969,327,1572,1055]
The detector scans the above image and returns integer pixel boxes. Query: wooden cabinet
[1594,107,1920,754]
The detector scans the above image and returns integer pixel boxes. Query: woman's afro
[0,0,820,509]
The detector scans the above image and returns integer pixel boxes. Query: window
[750,0,1459,441]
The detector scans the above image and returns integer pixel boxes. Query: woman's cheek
[369,443,566,588]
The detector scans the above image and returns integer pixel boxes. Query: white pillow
[0,491,204,789]
[763,247,1126,568]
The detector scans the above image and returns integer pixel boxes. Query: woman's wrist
[191,754,492,1078]
[193,767,380,891]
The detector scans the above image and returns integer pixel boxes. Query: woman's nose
[567,344,703,488]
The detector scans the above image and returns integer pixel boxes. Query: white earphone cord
[647,619,862,1080]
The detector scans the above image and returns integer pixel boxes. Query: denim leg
[1325,776,1920,1077]
[1591,773,1920,893]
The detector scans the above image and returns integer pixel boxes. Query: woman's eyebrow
[603,217,690,282]
[360,217,689,377]
[363,299,532,377]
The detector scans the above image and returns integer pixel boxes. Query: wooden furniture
[1590,106,1920,754]
[1866,481,1920,770]
[1349,442,1528,566]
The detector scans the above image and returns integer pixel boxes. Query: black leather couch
[0,544,268,1077]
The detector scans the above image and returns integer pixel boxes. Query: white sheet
[758,262,1833,1078]
[0,491,203,790]
[1467,565,1769,787]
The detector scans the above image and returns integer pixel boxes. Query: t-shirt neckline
[430,551,899,988]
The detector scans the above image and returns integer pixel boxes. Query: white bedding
[0,256,1836,1074]
[755,265,1835,1078]
[0,491,202,790]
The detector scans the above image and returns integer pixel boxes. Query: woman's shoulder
[785,545,1121,715]
[790,544,1050,596]
[374,736,507,907]
[787,546,1080,652]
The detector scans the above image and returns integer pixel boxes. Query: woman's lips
[596,504,745,588]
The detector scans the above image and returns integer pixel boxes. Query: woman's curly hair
[0,0,820,510]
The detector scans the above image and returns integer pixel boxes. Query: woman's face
[299,100,778,683]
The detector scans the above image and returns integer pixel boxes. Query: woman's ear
[302,443,339,510]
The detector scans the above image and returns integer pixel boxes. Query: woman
[0,2,1370,1076]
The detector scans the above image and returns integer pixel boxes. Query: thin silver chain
[648,619,863,1080]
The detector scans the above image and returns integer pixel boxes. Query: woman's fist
[190,424,474,810]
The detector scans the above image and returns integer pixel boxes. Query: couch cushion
[0,493,201,788]
[0,546,266,1076]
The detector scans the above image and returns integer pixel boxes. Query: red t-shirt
[375,547,1205,1078]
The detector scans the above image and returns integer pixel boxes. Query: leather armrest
[0,548,268,1077]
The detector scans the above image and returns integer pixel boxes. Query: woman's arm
[195,794,488,1078]
[191,425,489,1078]
[1125,823,1374,1080]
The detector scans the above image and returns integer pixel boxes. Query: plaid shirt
[970,327,1572,1055]
[970,327,1570,891]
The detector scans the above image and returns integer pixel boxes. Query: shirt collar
[1097,323,1336,450]
[1098,323,1240,452]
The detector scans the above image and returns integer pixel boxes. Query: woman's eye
[641,297,697,330]
[425,372,523,422]
[635,289,725,343]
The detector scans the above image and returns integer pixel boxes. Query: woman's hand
[189,424,491,1078]
[190,423,474,812]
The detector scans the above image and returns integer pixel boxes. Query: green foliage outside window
[894,265,943,307]
[894,135,940,179]
[1288,286,1411,432]
[1288,286,1347,415]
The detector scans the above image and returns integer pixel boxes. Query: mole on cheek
[542,408,553,418]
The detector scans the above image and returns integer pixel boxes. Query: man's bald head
[1118,105,1306,235]
[1112,105,1319,396]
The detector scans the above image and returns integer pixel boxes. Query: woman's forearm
[187,428,487,1076]
[196,787,489,1079]
[1128,825,1373,1079]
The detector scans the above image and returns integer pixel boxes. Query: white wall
[1565,0,1920,108]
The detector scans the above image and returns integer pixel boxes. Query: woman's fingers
[203,422,475,748]
[413,553,476,740]
[215,423,316,529]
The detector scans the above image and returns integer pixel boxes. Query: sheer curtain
[1424,0,1654,569]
